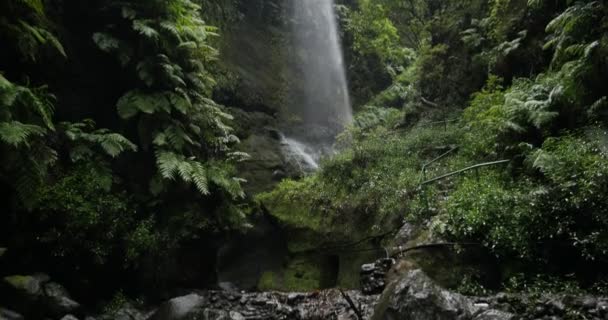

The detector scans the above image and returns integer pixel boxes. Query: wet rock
[360,258,394,295]
[61,315,79,320]
[229,311,245,320]
[43,282,80,315]
[148,289,378,320]
[372,269,514,320]
[148,294,205,320]
[546,298,565,314]
[0,308,24,320]
[473,310,515,320]
[392,223,416,246]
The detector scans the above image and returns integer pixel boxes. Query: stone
[372,269,514,320]
[546,298,565,314]
[228,311,245,320]
[580,296,598,309]
[3,274,48,297]
[360,258,395,295]
[43,282,80,314]
[473,310,515,320]
[0,308,24,320]
[148,294,205,320]
[60,315,79,320]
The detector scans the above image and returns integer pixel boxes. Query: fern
[133,20,159,40]
[545,2,602,68]
[0,121,46,147]
[117,90,171,119]
[61,121,137,159]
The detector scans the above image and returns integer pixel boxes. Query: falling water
[282,0,353,171]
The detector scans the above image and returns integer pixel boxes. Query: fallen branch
[421,97,440,108]
[388,242,481,257]
[339,289,364,320]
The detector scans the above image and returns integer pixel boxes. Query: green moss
[3,275,40,295]
[257,271,281,291]
[256,256,336,291]
[282,257,324,291]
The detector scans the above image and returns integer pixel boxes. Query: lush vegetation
[0,0,248,298]
[260,0,608,291]
[2,0,608,302]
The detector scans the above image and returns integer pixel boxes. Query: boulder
[0,308,24,320]
[60,315,79,320]
[3,274,48,297]
[147,294,205,320]
[43,282,81,315]
[372,270,514,320]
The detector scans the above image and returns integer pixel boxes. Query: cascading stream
[282,0,353,171]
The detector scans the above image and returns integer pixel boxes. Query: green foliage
[0,74,57,208]
[61,120,137,160]
[544,1,604,69]
[345,0,414,67]
[260,109,464,241]
[32,162,151,266]
[0,0,66,61]
[94,0,245,204]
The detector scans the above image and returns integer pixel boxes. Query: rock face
[372,270,514,320]
[147,290,379,320]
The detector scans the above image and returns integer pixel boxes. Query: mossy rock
[3,275,45,296]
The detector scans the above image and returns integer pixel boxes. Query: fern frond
[98,133,137,157]
[117,90,170,119]
[133,20,159,40]
[155,150,181,180]
[190,162,209,195]
[0,121,46,147]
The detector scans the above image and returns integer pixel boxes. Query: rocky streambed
[3,267,608,320]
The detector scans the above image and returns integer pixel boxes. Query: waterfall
[282,0,352,171]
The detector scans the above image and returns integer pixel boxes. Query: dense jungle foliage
[1,0,608,305]
[262,0,608,291]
